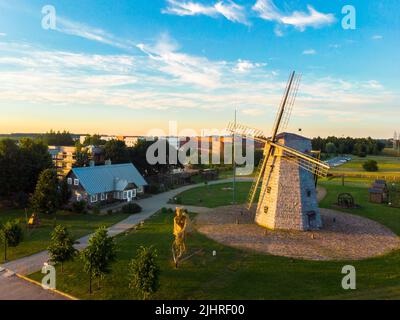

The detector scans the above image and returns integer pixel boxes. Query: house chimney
[105,159,112,165]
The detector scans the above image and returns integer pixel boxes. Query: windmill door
[306,211,317,229]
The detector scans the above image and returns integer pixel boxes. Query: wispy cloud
[372,35,383,40]
[241,108,265,116]
[233,59,266,73]
[302,49,317,55]
[253,0,335,32]
[162,0,249,25]
[0,33,6,37]
[56,17,136,51]
[137,32,224,88]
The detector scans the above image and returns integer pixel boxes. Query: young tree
[48,225,77,272]
[1,220,23,261]
[128,246,160,300]
[30,169,59,215]
[81,227,116,293]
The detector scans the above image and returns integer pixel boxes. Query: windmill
[227,71,330,231]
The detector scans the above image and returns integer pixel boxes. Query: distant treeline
[312,136,386,157]
[0,131,80,146]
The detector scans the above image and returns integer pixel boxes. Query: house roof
[71,163,147,195]
[369,188,385,194]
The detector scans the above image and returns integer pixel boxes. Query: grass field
[0,209,127,263]
[329,155,400,179]
[176,182,253,208]
[28,180,400,300]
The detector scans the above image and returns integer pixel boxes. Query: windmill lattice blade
[226,122,266,139]
[281,73,302,130]
[270,143,330,178]
[246,147,270,210]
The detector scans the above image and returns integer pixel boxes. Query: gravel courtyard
[195,205,400,261]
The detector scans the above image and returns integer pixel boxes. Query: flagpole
[233,108,237,205]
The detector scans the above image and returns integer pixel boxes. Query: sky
[0,0,399,138]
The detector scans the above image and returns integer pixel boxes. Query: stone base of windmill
[194,204,400,261]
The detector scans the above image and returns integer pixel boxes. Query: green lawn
[28,180,400,300]
[330,155,400,178]
[0,209,127,263]
[176,182,253,208]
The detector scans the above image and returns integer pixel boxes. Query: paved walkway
[0,178,251,299]
[0,269,67,300]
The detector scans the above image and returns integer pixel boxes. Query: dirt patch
[195,205,400,261]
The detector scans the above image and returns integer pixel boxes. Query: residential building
[48,146,77,177]
[66,162,147,206]
[48,145,105,178]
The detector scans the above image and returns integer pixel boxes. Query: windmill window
[307,190,311,197]
[264,206,269,213]
[267,187,272,194]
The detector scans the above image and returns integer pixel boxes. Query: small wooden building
[368,180,388,204]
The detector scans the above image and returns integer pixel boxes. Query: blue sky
[0,0,399,137]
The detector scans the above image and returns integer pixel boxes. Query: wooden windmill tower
[227,71,330,231]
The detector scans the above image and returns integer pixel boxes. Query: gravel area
[195,205,400,261]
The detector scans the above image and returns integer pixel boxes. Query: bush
[121,203,142,214]
[363,160,378,172]
[92,203,101,215]
[147,184,161,194]
[72,200,87,214]
[1,219,23,260]
[107,209,113,215]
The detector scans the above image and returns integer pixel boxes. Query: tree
[1,220,23,261]
[0,138,52,199]
[42,130,74,146]
[128,246,160,300]
[83,134,106,146]
[30,169,60,215]
[58,178,71,208]
[325,142,337,155]
[81,227,116,293]
[363,160,379,172]
[104,140,128,164]
[48,225,77,272]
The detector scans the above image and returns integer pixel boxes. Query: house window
[101,193,106,201]
[67,178,72,185]
[76,194,82,201]
[90,194,98,203]
[137,186,144,193]
[123,191,127,200]
[74,179,79,186]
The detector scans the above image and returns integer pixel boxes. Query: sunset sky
[0,0,399,138]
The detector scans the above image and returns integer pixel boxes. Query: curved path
[0,178,251,300]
